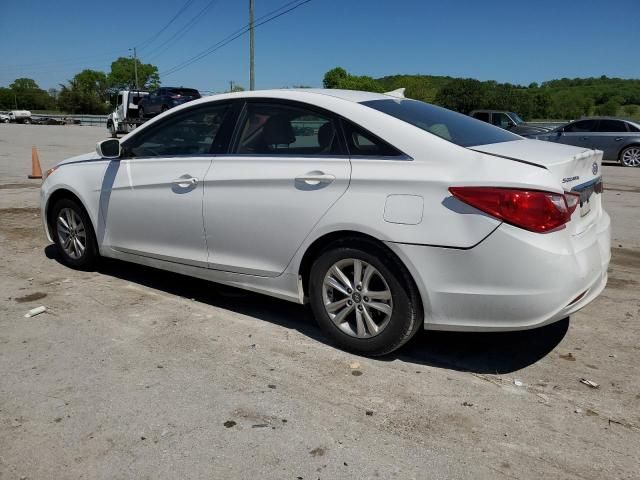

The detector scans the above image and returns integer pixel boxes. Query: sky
[1,0,638,92]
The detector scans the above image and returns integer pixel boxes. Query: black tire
[309,240,423,356]
[50,198,99,270]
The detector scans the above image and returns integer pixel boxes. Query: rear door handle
[615,137,623,141]
[295,172,335,185]
[172,176,198,187]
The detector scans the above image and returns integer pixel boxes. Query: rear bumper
[386,209,611,332]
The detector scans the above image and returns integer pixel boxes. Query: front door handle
[581,136,589,141]
[172,176,198,187]
[295,172,335,185]
[614,137,623,141]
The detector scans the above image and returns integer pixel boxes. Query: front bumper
[386,210,611,332]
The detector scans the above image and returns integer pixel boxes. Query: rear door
[591,119,629,160]
[101,102,233,266]
[203,100,351,277]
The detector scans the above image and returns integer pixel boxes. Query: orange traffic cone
[28,146,42,179]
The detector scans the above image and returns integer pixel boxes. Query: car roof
[200,88,394,104]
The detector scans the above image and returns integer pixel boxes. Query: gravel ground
[1,123,639,479]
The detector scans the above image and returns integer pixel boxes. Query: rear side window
[341,120,402,156]
[234,103,341,155]
[168,88,201,97]
[472,112,490,122]
[564,120,597,132]
[361,99,520,147]
[627,122,640,132]
[596,120,627,132]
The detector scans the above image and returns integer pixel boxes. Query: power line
[145,0,222,61]
[160,0,312,78]
[136,0,197,52]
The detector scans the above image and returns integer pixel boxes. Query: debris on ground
[462,401,473,407]
[349,361,361,369]
[223,420,236,428]
[351,370,363,377]
[365,410,374,416]
[575,408,583,414]
[559,353,576,361]
[514,379,524,387]
[24,306,46,318]
[580,378,600,389]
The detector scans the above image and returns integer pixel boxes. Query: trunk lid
[472,139,603,235]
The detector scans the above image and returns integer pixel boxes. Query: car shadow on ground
[45,246,568,374]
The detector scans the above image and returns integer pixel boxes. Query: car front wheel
[620,146,640,167]
[309,242,422,356]
[51,198,98,270]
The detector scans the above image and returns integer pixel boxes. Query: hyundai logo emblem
[592,162,598,175]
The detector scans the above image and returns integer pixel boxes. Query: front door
[100,102,232,266]
[556,119,598,149]
[203,101,351,277]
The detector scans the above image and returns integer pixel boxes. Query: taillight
[449,187,576,233]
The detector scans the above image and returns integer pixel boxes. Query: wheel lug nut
[347,288,352,294]
[357,305,363,311]
[356,285,362,291]
[347,300,353,305]
[364,296,369,302]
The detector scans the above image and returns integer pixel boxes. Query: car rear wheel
[309,242,422,356]
[50,198,98,270]
[620,146,640,167]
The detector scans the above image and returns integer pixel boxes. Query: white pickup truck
[106,90,149,137]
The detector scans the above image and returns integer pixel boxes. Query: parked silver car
[530,117,640,167]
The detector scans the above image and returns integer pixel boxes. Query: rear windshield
[361,99,521,147]
[168,88,200,97]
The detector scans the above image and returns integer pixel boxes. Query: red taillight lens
[564,192,580,215]
[449,187,574,233]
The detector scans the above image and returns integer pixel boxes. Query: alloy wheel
[322,258,393,338]
[621,147,640,167]
[56,207,87,259]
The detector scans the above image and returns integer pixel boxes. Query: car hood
[57,151,101,167]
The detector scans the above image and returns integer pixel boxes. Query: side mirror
[96,139,121,159]
[557,128,564,136]
[505,121,515,129]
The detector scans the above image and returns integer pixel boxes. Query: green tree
[7,77,55,110]
[323,67,348,89]
[623,104,639,118]
[58,70,110,114]
[108,57,160,90]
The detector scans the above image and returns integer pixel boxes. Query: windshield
[361,99,521,147]
[510,112,525,124]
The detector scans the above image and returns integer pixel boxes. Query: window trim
[121,100,241,159]
[228,98,349,157]
[338,117,408,160]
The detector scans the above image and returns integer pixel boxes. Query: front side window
[564,120,598,132]
[235,103,340,155]
[361,99,520,147]
[491,113,512,128]
[126,104,230,157]
[595,120,627,132]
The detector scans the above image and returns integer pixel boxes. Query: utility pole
[249,0,255,91]
[229,80,234,92]
[133,47,139,90]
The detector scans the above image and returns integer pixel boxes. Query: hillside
[323,68,640,120]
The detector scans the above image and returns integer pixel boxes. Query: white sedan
[40,89,611,356]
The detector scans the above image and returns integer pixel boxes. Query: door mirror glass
[96,139,121,159]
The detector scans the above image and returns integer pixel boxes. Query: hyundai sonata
[40,89,611,356]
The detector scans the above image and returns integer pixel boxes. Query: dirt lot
[1,123,639,479]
